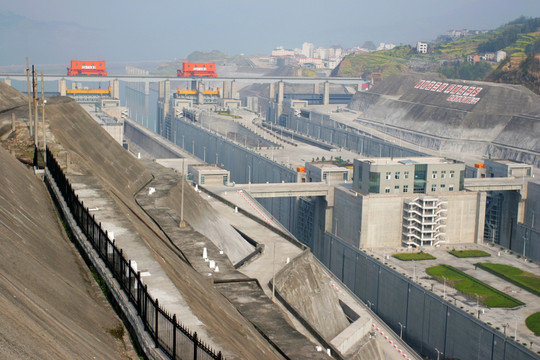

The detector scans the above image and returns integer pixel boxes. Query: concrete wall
[332,189,484,249]
[171,117,300,234]
[312,232,539,360]
[278,111,423,159]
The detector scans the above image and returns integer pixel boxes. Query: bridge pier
[111,80,120,99]
[277,81,284,117]
[230,80,237,99]
[58,79,67,96]
[323,81,329,106]
[223,81,230,99]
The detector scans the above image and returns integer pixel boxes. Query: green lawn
[449,249,491,258]
[526,312,540,335]
[426,265,524,308]
[476,263,540,297]
[392,251,436,261]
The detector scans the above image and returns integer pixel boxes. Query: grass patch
[392,251,436,261]
[449,249,491,258]
[217,111,241,119]
[476,263,540,297]
[526,312,540,335]
[426,264,524,308]
[108,323,125,340]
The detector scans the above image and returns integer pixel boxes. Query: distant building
[302,42,314,58]
[330,157,484,249]
[305,162,352,185]
[417,42,428,54]
[188,164,230,186]
[271,46,295,57]
[377,42,396,51]
[496,50,507,62]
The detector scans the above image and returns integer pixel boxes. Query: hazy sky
[1,0,540,65]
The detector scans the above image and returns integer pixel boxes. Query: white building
[302,42,315,58]
[417,42,428,54]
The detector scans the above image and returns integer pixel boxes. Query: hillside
[0,83,135,359]
[333,17,540,94]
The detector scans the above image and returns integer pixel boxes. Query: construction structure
[67,60,108,76]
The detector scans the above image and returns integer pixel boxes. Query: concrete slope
[43,97,284,359]
[0,146,132,359]
[275,251,349,340]
[46,96,153,195]
[0,81,26,111]
[160,169,255,265]
[349,73,540,154]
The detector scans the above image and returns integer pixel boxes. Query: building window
[450,170,455,178]
[441,170,446,178]
[404,171,409,179]
[369,172,380,194]
[449,184,454,191]
[440,184,446,189]
[223,175,228,185]
[201,175,205,184]
[386,172,391,180]
[431,184,437,192]
[343,173,348,181]
[403,185,409,193]
[323,173,327,180]
[395,172,400,179]
[432,171,437,179]
[394,185,400,193]
[385,187,390,193]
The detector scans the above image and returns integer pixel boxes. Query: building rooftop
[359,156,462,166]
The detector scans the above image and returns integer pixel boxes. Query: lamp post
[398,322,405,339]
[435,348,443,360]
[443,277,447,300]
[523,232,529,259]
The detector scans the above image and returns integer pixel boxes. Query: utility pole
[180,158,186,228]
[41,72,46,165]
[32,66,38,149]
[26,58,32,136]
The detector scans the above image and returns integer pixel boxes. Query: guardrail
[45,147,224,360]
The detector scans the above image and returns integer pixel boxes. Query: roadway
[0,72,367,85]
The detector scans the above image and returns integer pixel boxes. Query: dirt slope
[0,146,133,359]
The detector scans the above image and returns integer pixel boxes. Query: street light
[523,232,529,259]
[435,348,443,360]
[398,322,405,339]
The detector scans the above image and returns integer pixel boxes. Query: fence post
[193,332,198,360]
[120,249,124,288]
[112,239,116,274]
[173,314,177,359]
[155,299,159,348]
[128,260,132,297]
[137,271,142,315]
[144,284,148,331]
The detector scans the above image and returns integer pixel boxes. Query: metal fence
[313,231,540,360]
[46,147,223,360]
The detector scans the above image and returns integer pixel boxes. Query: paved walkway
[370,243,540,353]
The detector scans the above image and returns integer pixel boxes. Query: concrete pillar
[110,80,120,99]
[223,81,230,99]
[198,81,204,105]
[269,82,275,100]
[4,78,11,86]
[231,80,237,99]
[144,80,150,95]
[58,79,67,96]
[277,81,284,117]
[158,81,165,99]
[164,80,170,100]
[313,82,319,94]
[323,81,330,106]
